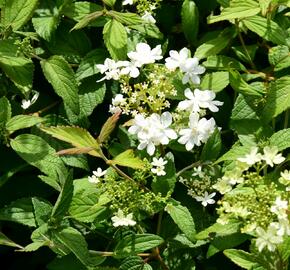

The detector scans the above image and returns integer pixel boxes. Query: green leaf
[32,16,60,41]
[0,231,22,248]
[129,24,163,39]
[201,129,222,161]
[103,19,127,60]
[152,152,176,196]
[181,0,199,44]
[76,49,107,81]
[54,227,104,267]
[203,55,246,71]
[40,56,80,116]
[103,0,116,7]
[268,45,290,71]
[51,170,73,219]
[110,149,145,170]
[120,256,152,270]
[0,56,34,92]
[10,134,67,191]
[232,45,258,64]
[32,197,53,226]
[243,16,287,45]
[108,11,143,25]
[269,129,290,151]
[208,0,260,24]
[2,0,39,31]
[0,96,11,128]
[165,202,196,242]
[98,113,121,144]
[114,234,164,258]
[200,71,229,92]
[47,254,86,270]
[224,249,259,269]
[71,10,103,31]
[215,143,252,163]
[262,76,290,122]
[0,198,36,227]
[6,115,44,134]
[41,126,100,157]
[194,27,236,59]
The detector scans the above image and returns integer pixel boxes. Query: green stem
[89,250,150,257]
[284,109,289,129]
[156,210,163,235]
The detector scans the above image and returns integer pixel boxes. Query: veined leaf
[2,0,39,31]
[108,11,143,25]
[165,201,196,242]
[103,0,116,7]
[98,112,121,144]
[71,10,103,31]
[32,16,60,41]
[103,19,127,60]
[200,71,229,92]
[6,115,44,134]
[243,15,287,45]
[208,0,260,24]
[41,126,100,157]
[109,149,145,170]
[129,24,163,39]
[215,143,252,163]
[0,231,23,248]
[224,249,260,269]
[120,256,152,270]
[32,197,53,226]
[41,56,80,116]
[0,96,11,128]
[269,129,290,151]
[201,129,222,161]
[203,55,246,71]
[268,45,290,71]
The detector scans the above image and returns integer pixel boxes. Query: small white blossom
[270,196,288,220]
[281,170,290,181]
[88,167,107,184]
[109,94,126,114]
[21,92,39,109]
[120,61,140,78]
[111,209,136,227]
[194,191,216,207]
[261,146,285,167]
[151,157,167,176]
[165,48,190,71]
[142,11,156,24]
[237,147,262,166]
[178,113,216,151]
[96,58,122,81]
[179,58,205,84]
[255,224,283,252]
[127,43,163,67]
[122,0,133,5]
[192,166,205,178]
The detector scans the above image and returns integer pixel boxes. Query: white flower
[192,166,205,178]
[111,209,136,227]
[151,157,167,176]
[96,58,122,81]
[255,224,283,252]
[270,196,288,219]
[180,57,205,84]
[127,43,163,67]
[165,48,190,71]
[142,11,156,24]
[122,0,133,5]
[281,170,290,181]
[237,147,262,166]
[128,112,177,155]
[178,88,223,113]
[21,92,39,109]
[261,146,285,167]
[109,94,126,114]
[120,61,140,78]
[88,167,107,184]
[194,191,216,207]
[178,113,216,151]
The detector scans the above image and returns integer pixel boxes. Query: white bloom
[21,92,39,109]
[151,157,167,176]
[127,43,163,67]
[178,113,216,151]
[109,94,126,114]
[281,170,290,181]
[122,0,133,5]
[165,48,190,71]
[255,224,283,252]
[88,167,107,184]
[142,11,156,24]
[270,196,288,219]
[96,58,122,81]
[128,112,177,155]
[120,61,140,78]
[178,88,223,113]
[237,147,262,166]
[180,57,205,84]
[192,166,205,178]
[111,209,136,227]
[194,191,216,207]
[261,146,285,167]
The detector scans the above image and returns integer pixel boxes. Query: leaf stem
[284,109,289,129]
[176,161,202,178]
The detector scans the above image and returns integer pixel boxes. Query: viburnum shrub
[0,0,289,269]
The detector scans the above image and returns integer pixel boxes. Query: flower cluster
[111,209,136,227]
[151,157,167,176]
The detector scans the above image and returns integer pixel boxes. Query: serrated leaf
[201,129,222,161]
[2,0,39,31]
[269,129,290,151]
[41,55,80,116]
[108,11,143,25]
[129,24,163,39]
[262,76,290,122]
[98,112,121,144]
[208,0,260,24]
[0,231,22,248]
[165,202,196,242]
[181,0,199,44]
[243,15,287,45]
[114,234,164,258]
[32,16,60,41]
[0,198,36,227]
[215,143,252,163]
[41,126,100,157]
[268,45,290,71]
[152,152,176,196]
[120,256,152,270]
[110,149,144,170]
[203,55,246,71]
[103,19,127,60]
[103,0,116,7]
[0,96,11,127]
[10,134,67,191]
[72,10,103,30]
[32,197,53,226]
[200,72,229,92]
[224,249,259,269]
[194,27,236,59]
[6,115,43,134]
